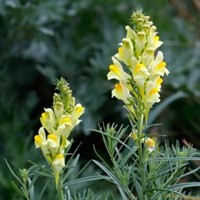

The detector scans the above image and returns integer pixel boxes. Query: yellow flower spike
[107,10,169,140]
[145,137,155,153]
[34,78,85,191]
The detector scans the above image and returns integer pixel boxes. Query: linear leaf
[168,182,200,190]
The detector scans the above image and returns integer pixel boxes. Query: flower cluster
[107,11,169,152]
[107,11,169,121]
[34,78,84,187]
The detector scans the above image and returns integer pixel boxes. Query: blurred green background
[0,0,199,199]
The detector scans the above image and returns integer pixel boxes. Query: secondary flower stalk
[34,78,84,189]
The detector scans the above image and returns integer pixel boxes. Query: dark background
[0,0,199,199]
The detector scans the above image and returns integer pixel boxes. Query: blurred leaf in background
[0,0,199,199]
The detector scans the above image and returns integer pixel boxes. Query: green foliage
[0,0,200,199]
[93,124,200,199]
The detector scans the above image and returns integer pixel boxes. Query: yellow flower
[125,25,136,40]
[145,137,155,153]
[59,115,72,126]
[52,153,65,171]
[135,31,146,56]
[34,127,47,148]
[57,116,73,137]
[155,76,163,92]
[71,103,85,126]
[107,57,131,83]
[52,153,65,188]
[150,51,169,76]
[145,80,160,107]
[34,127,52,162]
[116,38,134,67]
[40,108,56,133]
[152,35,163,49]
[112,83,131,104]
[53,101,64,121]
[130,132,137,140]
[132,63,150,87]
[47,133,59,151]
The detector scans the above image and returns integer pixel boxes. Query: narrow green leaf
[11,181,25,197]
[38,179,51,200]
[118,146,137,168]
[134,180,143,200]
[149,157,200,162]
[28,177,34,200]
[4,159,22,185]
[64,175,105,187]
[93,160,128,200]
[92,129,132,151]
[176,167,200,180]
[63,154,80,181]
[168,182,200,190]
[149,188,185,200]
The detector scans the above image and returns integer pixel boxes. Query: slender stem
[22,179,30,200]
[57,176,64,200]
[137,112,146,200]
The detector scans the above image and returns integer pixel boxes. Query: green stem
[137,113,146,200]
[57,176,64,200]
